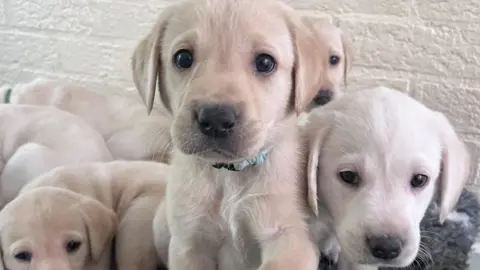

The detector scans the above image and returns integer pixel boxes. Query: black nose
[313,89,333,106]
[366,235,403,261]
[196,104,236,138]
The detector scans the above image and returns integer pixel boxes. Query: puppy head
[132,0,327,163]
[304,87,469,267]
[0,187,117,270]
[301,17,352,110]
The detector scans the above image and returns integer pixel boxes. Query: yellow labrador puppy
[131,0,328,269]
[302,17,352,110]
[0,187,116,270]
[302,87,470,269]
[0,104,113,207]
[18,160,169,270]
[0,79,172,163]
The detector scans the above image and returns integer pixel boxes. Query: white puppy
[0,78,172,163]
[0,104,113,206]
[302,87,470,269]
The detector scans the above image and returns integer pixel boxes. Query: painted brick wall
[1,0,479,187]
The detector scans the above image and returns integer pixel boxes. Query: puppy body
[21,160,170,270]
[0,104,113,207]
[0,79,172,162]
[301,87,470,269]
[132,0,330,269]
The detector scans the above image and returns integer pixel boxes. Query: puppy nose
[196,104,236,138]
[313,89,333,106]
[366,235,404,260]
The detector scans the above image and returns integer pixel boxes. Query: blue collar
[212,148,271,171]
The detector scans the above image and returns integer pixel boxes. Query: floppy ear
[284,11,326,115]
[131,6,175,114]
[80,198,117,263]
[435,112,471,223]
[304,112,332,216]
[341,32,353,87]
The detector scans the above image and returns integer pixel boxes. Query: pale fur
[0,160,170,270]
[132,0,330,269]
[0,104,113,207]
[297,18,353,124]
[0,187,116,270]
[0,78,172,163]
[301,87,470,269]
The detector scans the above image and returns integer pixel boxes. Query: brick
[338,19,480,79]
[0,31,136,81]
[414,0,480,22]
[413,81,480,135]
[8,0,165,39]
[288,0,411,17]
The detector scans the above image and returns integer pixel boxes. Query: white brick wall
[1,0,479,186]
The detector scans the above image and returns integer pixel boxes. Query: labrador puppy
[0,187,116,270]
[0,104,113,207]
[302,17,352,110]
[0,79,172,163]
[20,160,170,270]
[131,0,329,269]
[302,87,470,269]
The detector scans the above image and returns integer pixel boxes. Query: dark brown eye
[173,49,194,69]
[329,55,340,66]
[65,240,82,254]
[14,251,32,262]
[254,53,276,74]
[338,170,360,186]
[411,174,429,188]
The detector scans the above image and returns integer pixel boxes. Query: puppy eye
[338,170,360,186]
[329,55,340,66]
[410,174,429,188]
[14,251,32,262]
[173,49,194,69]
[65,240,82,254]
[254,53,276,74]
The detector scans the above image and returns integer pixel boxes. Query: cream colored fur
[302,86,470,269]
[0,160,170,270]
[0,79,172,163]
[0,104,113,207]
[132,0,331,269]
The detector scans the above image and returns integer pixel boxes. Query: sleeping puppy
[302,87,470,269]
[0,187,116,270]
[131,0,329,269]
[0,104,113,207]
[19,160,170,270]
[301,17,352,110]
[0,79,172,163]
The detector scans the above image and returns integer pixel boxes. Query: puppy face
[302,18,352,109]
[0,188,116,270]
[132,0,327,163]
[305,87,470,267]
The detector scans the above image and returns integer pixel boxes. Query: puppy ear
[131,6,175,114]
[435,112,471,223]
[341,32,353,87]
[304,111,332,216]
[284,11,327,115]
[80,198,117,263]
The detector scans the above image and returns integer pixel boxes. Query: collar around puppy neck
[212,148,271,172]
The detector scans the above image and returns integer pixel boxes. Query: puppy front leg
[168,235,219,270]
[248,199,319,270]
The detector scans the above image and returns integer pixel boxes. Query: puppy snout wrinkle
[366,235,404,261]
[196,104,236,138]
